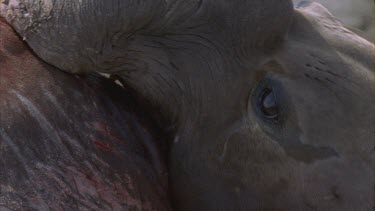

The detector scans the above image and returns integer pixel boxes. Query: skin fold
[0,19,171,210]
[1,0,374,210]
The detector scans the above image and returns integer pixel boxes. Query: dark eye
[251,77,285,124]
[259,88,279,119]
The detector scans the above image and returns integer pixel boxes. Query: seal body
[0,1,374,210]
[0,19,171,211]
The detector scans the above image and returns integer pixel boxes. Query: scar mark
[219,140,229,162]
[267,132,339,164]
[284,143,339,164]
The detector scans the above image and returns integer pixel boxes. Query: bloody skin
[1,1,374,210]
[0,19,171,210]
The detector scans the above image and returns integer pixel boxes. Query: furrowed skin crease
[0,19,171,210]
[1,1,374,210]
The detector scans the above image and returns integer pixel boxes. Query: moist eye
[258,88,279,119]
[250,77,286,125]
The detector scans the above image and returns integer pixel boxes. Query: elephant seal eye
[259,88,278,119]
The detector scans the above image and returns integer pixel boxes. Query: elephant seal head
[2,1,374,210]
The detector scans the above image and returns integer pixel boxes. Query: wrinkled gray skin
[1,0,374,210]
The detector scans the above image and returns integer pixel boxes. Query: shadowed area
[0,19,171,210]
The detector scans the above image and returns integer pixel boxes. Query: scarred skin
[0,19,171,210]
[1,0,375,210]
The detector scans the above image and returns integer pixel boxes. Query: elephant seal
[0,19,171,210]
[1,0,374,210]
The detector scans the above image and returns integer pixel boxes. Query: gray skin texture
[0,19,170,210]
[1,0,374,210]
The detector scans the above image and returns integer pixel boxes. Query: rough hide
[0,19,171,210]
[0,1,374,210]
